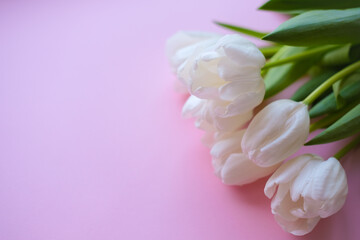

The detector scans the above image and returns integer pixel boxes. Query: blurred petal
[274,214,320,236]
[166,31,220,70]
[210,130,245,160]
[221,153,280,185]
[212,111,253,132]
[182,95,205,118]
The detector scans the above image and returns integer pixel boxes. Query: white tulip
[167,32,266,116]
[210,130,280,185]
[265,154,348,236]
[182,95,253,132]
[242,99,309,167]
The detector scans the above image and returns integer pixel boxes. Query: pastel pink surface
[0,1,359,240]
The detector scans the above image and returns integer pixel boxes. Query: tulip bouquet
[166,0,360,236]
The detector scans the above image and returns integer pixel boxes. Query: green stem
[334,135,360,160]
[214,21,267,39]
[303,60,360,106]
[260,45,282,58]
[262,45,338,70]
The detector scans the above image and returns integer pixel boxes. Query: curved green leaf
[309,73,360,117]
[291,69,337,101]
[259,0,360,12]
[214,22,267,38]
[263,8,360,46]
[310,99,360,132]
[306,104,360,145]
[332,80,345,108]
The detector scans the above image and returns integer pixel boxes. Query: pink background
[0,0,359,239]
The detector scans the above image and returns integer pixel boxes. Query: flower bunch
[166,0,360,235]
[167,31,280,184]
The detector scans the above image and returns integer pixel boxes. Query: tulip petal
[308,157,347,201]
[220,35,265,68]
[219,78,264,101]
[182,95,206,118]
[273,191,307,223]
[290,156,323,202]
[210,131,245,160]
[274,214,320,236]
[217,58,262,81]
[166,31,220,70]
[212,157,225,177]
[215,87,265,117]
[265,154,314,199]
[212,111,253,132]
[220,153,279,185]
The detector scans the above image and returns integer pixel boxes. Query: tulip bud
[265,154,348,236]
[210,130,280,185]
[242,99,309,167]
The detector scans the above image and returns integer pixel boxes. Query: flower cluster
[167,31,276,184]
[166,30,351,236]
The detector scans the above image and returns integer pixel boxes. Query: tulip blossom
[265,154,348,236]
[167,32,266,116]
[182,95,253,133]
[210,130,280,185]
[242,99,309,167]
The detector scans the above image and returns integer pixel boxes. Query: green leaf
[259,0,360,12]
[306,103,360,145]
[310,99,360,132]
[214,22,267,38]
[263,8,360,46]
[332,80,346,108]
[264,46,321,98]
[322,44,360,66]
[309,73,360,117]
[291,69,337,101]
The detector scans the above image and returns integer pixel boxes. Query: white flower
[265,154,348,236]
[210,130,280,185]
[167,32,266,116]
[166,31,221,72]
[242,99,309,167]
[182,95,253,132]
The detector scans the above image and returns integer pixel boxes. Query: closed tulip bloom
[242,99,309,167]
[265,154,348,236]
[210,130,280,185]
[182,95,253,132]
